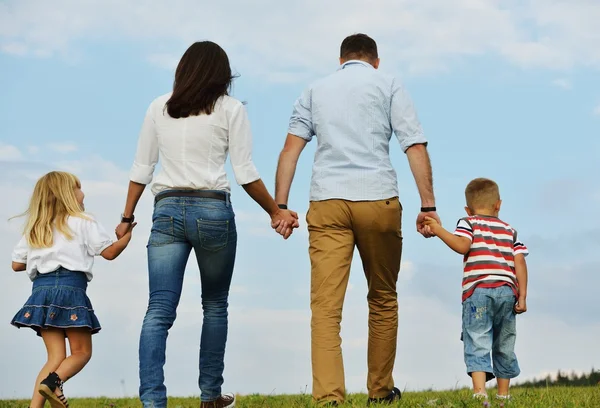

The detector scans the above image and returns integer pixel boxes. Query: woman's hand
[115,222,133,239]
[271,209,299,239]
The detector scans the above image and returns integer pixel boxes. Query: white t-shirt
[129,93,261,195]
[11,214,114,281]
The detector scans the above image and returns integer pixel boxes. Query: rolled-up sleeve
[288,87,314,141]
[12,236,28,263]
[390,78,428,152]
[129,101,158,184]
[228,103,261,186]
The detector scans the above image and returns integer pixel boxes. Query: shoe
[472,392,488,400]
[496,394,511,400]
[38,372,69,408]
[200,393,236,408]
[367,387,401,405]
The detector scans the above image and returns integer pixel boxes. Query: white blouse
[12,215,114,281]
[129,93,261,195]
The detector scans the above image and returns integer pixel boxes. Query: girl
[10,171,136,408]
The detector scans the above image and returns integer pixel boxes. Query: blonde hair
[465,178,500,210]
[14,171,85,248]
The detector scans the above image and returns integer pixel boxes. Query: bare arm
[406,143,435,207]
[12,262,26,272]
[432,226,471,255]
[275,134,307,205]
[514,254,528,313]
[242,179,282,218]
[123,181,146,218]
[101,226,136,260]
[116,181,146,239]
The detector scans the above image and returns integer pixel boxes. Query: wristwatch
[277,204,288,210]
[121,214,135,223]
[420,207,437,212]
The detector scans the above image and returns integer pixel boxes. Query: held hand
[514,297,527,314]
[115,222,137,239]
[271,209,299,240]
[416,211,441,238]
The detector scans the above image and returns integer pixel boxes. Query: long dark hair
[165,41,236,118]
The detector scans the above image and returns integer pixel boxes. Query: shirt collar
[338,60,374,71]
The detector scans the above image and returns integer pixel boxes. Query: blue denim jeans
[462,285,520,381]
[138,191,237,407]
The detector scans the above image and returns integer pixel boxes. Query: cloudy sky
[1,0,599,400]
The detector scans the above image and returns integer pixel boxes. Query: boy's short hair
[465,178,500,210]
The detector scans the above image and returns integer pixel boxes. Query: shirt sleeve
[453,218,474,242]
[83,217,114,256]
[12,236,28,263]
[287,87,314,141]
[513,230,529,257]
[227,103,261,186]
[390,78,428,152]
[129,101,159,185]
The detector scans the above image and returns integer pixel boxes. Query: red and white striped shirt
[454,215,528,302]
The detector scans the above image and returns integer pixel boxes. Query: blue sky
[1,0,599,400]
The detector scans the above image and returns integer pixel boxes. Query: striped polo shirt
[454,215,529,302]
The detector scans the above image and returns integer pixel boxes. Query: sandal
[39,372,69,408]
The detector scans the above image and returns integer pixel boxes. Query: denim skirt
[11,267,101,336]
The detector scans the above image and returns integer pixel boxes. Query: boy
[423,178,528,401]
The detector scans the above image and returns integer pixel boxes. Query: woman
[115,41,298,408]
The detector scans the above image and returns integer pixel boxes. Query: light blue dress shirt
[288,60,428,202]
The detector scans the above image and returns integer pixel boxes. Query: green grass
[1,387,599,408]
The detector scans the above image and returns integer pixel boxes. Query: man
[274,33,440,406]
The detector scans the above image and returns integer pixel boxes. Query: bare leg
[471,372,487,396]
[55,328,93,382]
[497,378,510,396]
[32,330,67,408]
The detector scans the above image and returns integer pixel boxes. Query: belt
[155,190,227,204]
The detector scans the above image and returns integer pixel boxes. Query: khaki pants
[307,198,403,404]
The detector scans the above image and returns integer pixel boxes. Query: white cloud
[551,78,572,90]
[1,0,599,79]
[48,143,78,154]
[0,143,23,161]
[27,145,40,154]
[594,104,600,116]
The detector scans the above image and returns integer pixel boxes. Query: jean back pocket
[197,219,229,252]
[148,217,175,246]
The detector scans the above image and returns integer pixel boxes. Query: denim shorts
[462,285,520,380]
[11,267,101,336]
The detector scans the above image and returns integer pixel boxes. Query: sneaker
[367,387,402,405]
[38,372,69,408]
[200,393,236,408]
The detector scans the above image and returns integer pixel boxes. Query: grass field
[2,387,599,408]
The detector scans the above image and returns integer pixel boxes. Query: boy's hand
[514,297,527,314]
[423,216,441,236]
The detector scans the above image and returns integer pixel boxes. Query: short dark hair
[340,33,378,61]
[166,41,237,118]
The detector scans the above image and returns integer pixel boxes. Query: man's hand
[271,209,300,240]
[514,297,527,314]
[417,211,441,238]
